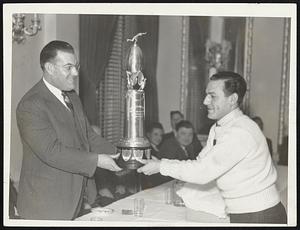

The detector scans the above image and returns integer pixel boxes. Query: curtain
[187,17,213,134]
[224,17,246,75]
[100,15,125,143]
[79,15,118,125]
[186,17,246,134]
[135,16,159,128]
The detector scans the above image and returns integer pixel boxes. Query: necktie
[61,91,74,112]
[182,146,188,157]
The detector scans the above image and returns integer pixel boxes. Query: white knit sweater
[160,109,280,213]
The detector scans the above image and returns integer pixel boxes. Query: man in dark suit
[163,111,184,141]
[16,40,122,220]
[162,111,202,155]
[160,120,202,160]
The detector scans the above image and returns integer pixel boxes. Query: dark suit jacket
[162,131,175,141]
[159,136,202,160]
[16,80,115,220]
[161,132,202,160]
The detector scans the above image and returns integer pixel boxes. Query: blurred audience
[146,122,164,159]
[160,120,202,160]
[142,122,171,189]
[278,135,288,165]
[162,111,203,154]
[163,111,184,140]
[252,116,273,157]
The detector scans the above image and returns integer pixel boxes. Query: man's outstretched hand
[136,159,161,175]
[98,154,122,172]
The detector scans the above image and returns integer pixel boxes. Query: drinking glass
[164,188,172,205]
[133,198,145,217]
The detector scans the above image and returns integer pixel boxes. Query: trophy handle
[126,32,147,44]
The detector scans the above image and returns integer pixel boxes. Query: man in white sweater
[137,71,287,224]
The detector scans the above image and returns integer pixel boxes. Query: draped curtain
[135,16,159,127]
[79,15,118,125]
[224,17,246,75]
[79,15,159,132]
[186,17,212,134]
[186,17,245,134]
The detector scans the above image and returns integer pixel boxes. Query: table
[75,181,230,225]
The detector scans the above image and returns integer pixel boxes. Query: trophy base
[116,146,151,170]
[117,159,142,170]
[117,137,150,148]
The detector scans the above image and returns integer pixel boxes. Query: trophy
[116,32,151,171]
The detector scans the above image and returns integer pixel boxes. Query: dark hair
[210,71,247,105]
[40,40,74,71]
[170,110,184,118]
[175,120,194,131]
[146,122,164,133]
[252,116,264,130]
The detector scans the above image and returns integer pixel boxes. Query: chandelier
[12,14,41,44]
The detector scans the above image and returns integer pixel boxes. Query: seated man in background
[160,120,202,160]
[163,111,184,140]
[252,116,273,157]
[162,111,203,154]
[142,122,171,189]
[146,122,164,159]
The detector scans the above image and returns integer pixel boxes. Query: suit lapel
[38,80,73,118]
[67,92,89,150]
[38,80,89,151]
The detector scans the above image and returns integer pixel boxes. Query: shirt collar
[43,77,63,96]
[217,108,243,127]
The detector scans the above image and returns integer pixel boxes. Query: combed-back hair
[146,122,164,134]
[40,40,74,71]
[170,110,184,118]
[175,120,194,131]
[210,71,247,105]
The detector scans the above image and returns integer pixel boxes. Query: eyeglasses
[54,63,80,72]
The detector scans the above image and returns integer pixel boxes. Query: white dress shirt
[43,78,70,110]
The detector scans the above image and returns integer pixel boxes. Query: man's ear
[230,93,238,106]
[44,62,54,75]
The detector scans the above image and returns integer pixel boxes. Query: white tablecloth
[75,181,230,225]
[75,166,287,225]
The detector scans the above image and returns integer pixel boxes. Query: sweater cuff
[160,158,181,178]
